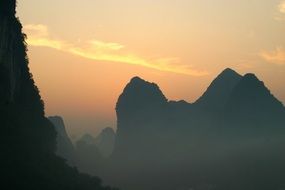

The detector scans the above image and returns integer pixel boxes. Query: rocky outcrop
[113,77,169,162]
[48,116,77,166]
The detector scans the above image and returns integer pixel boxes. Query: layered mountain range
[0,1,117,189]
[110,68,285,190]
[47,115,116,177]
[2,1,285,190]
[75,128,116,176]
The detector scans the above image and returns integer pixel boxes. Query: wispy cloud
[24,24,66,50]
[24,24,49,37]
[275,1,285,20]
[23,24,208,76]
[259,47,285,65]
[279,1,285,14]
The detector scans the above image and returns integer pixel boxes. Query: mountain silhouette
[48,116,77,166]
[79,133,97,145]
[195,68,242,110]
[223,73,285,135]
[116,76,168,117]
[73,128,116,183]
[113,77,169,161]
[95,127,116,158]
[110,69,285,190]
[0,1,118,190]
[75,133,106,177]
[2,1,285,190]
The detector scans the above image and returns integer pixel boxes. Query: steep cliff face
[0,0,16,15]
[113,77,169,161]
[116,76,168,123]
[1,1,58,188]
[1,2,117,190]
[0,0,28,104]
[1,0,55,158]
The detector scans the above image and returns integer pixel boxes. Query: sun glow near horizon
[24,24,209,76]
[17,0,285,137]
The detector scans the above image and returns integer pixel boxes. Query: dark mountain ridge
[113,77,169,161]
[1,1,117,190]
[109,68,285,190]
[195,68,242,110]
[223,73,285,135]
[2,1,285,190]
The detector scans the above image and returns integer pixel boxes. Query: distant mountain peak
[116,77,167,112]
[226,72,285,111]
[218,68,241,79]
[229,73,282,105]
[128,76,159,89]
[48,116,77,166]
[95,127,116,157]
[243,73,259,81]
[195,68,242,109]
[49,115,64,122]
[80,133,96,145]
[101,127,115,135]
[237,73,265,90]
[221,67,237,73]
[225,72,285,125]
[130,76,145,83]
[49,116,67,136]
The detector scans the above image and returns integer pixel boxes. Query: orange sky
[17,0,285,139]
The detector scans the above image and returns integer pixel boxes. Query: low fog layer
[54,69,285,190]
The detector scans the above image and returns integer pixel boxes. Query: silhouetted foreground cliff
[109,69,285,190]
[0,1,117,190]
